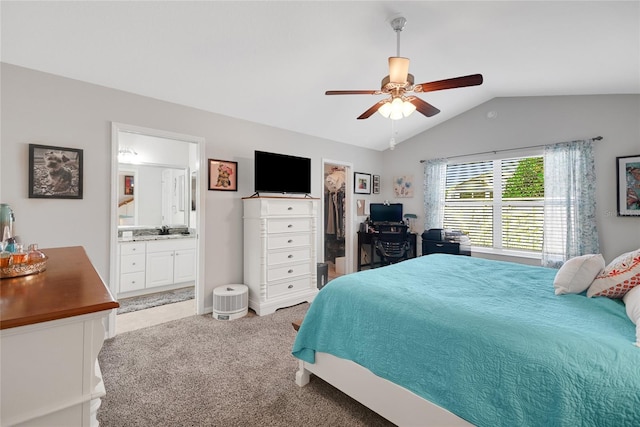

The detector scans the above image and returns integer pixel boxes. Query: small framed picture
[208,159,238,191]
[28,144,83,199]
[617,154,640,216]
[354,172,371,194]
[373,174,380,194]
[124,175,134,195]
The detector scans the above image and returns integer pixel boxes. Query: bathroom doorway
[321,159,353,281]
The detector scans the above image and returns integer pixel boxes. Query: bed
[292,254,640,426]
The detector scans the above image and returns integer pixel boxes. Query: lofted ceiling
[2,1,639,151]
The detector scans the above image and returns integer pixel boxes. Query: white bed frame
[295,352,473,426]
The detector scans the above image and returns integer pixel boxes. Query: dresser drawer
[267,233,311,250]
[265,200,314,216]
[423,240,460,255]
[120,254,146,273]
[268,247,311,266]
[120,271,145,293]
[120,242,145,256]
[268,276,311,298]
[267,218,311,234]
[267,262,312,282]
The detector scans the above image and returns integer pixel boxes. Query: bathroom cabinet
[118,238,196,296]
[146,239,196,288]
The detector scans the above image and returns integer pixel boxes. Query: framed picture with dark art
[373,174,380,194]
[208,159,238,191]
[28,144,83,199]
[617,154,640,216]
[354,172,371,194]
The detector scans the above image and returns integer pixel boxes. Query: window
[443,156,544,252]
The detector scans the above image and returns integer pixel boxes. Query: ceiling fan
[325,16,483,120]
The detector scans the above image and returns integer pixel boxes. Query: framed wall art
[124,175,134,195]
[354,172,371,194]
[616,154,640,216]
[373,174,380,194]
[208,159,238,191]
[393,175,414,198]
[28,144,83,199]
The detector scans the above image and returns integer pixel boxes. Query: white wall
[0,63,384,310]
[382,95,640,263]
[3,63,638,309]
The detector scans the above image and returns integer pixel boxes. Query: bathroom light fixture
[118,147,137,157]
[118,146,138,162]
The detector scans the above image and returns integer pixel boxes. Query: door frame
[107,122,206,338]
[321,158,354,275]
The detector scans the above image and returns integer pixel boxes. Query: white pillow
[553,254,605,295]
[623,285,640,347]
[587,248,640,298]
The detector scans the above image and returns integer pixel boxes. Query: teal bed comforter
[292,254,640,427]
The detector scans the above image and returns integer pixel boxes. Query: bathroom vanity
[118,234,196,297]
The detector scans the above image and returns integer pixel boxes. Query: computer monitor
[370,203,403,224]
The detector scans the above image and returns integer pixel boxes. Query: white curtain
[542,139,599,268]
[423,158,448,230]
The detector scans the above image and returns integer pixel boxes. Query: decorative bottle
[27,244,46,264]
[0,243,11,268]
[10,243,27,265]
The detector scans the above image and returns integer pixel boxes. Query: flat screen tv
[370,203,403,223]
[254,150,311,195]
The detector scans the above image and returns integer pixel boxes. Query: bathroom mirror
[117,164,190,227]
[116,130,197,229]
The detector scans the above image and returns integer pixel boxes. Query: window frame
[443,148,544,259]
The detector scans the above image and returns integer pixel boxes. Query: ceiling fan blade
[357,100,387,120]
[406,96,440,117]
[414,74,483,93]
[326,90,380,95]
[389,57,410,84]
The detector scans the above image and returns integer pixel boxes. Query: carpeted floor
[98,303,394,426]
[117,287,195,314]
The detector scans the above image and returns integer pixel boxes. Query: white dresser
[243,197,319,315]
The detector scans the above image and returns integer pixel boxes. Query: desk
[357,231,417,271]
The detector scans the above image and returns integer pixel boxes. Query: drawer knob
[288,239,293,243]
[288,284,293,289]
[288,224,293,228]
[288,206,293,210]
[436,243,444,247]
[288,269,294,274]
[132,262,136,265]
[288,254,293,258]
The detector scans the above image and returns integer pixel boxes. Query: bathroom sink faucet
[158,225,170,235]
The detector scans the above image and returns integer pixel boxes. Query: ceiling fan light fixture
[378,100,392,118]
[389,97,404,120]
[389,57,410,84]
[402,98,416,117]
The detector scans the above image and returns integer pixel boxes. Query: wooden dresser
[0,246,119,427]
[243,197,319,315]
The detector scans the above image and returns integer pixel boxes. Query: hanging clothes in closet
[325,169,345,239]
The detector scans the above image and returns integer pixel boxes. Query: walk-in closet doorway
[321,159,353,281]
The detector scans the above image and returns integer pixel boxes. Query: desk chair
[374,226,410,266]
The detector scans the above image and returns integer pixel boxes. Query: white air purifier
[213,284,248,320]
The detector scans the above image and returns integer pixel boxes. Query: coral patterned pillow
[587,248,640,298]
